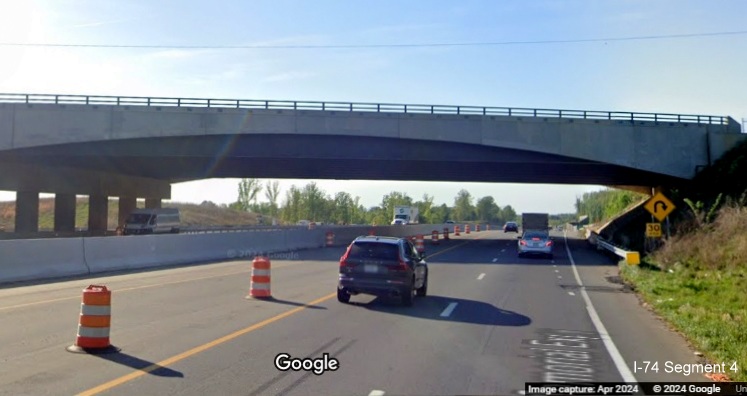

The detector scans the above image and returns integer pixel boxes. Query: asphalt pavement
[0,229,712,396]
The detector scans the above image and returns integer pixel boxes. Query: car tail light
[519,240,527,246]
[339,246,352,267]
[391,257,409,271]
[546,241,553,247]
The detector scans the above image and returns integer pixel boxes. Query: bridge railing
[0,93,732,126]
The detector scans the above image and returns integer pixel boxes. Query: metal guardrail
[0,93,732,126]
[593,233,641,265]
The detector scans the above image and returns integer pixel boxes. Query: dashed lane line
[440,302,458,318]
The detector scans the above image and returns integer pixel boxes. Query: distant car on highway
[391,218,407,225]
[503,221,519,233]
[337,235,428,306]
[445,220,455,224]
[517,230,553,259]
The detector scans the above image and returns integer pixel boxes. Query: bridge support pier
[118,196,137,227]
[145,198,162,209]
[88,194,109,234]
[15,191,39,233]
[54,193,76,232]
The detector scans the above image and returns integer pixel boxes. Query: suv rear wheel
[416,274,428,297]
[337,288,351,303]
[401,288,413,306]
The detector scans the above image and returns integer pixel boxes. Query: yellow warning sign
[644,192,676,222]
[646,222,662,238]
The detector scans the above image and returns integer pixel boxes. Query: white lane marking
[477,273,486,280]
[369,391,385,396]
[557,275,562,279]
[492,258,498,262]
[440,302,458,317]
[568,292,576,296]
[553,264,557,268]
[563,231,637,382]
[554,269,559,273]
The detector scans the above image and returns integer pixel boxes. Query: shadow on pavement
[351,295,531,326]
[251,297,327,310]
[93,351,184,377]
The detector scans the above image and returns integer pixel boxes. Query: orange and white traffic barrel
[455,225,460,236]
[247,256,272,299]
[465,224,471,234]
[431,230,439,245]
[476,224,481,232]
[326,231,334,247]
[308,222,316,230]
[67,285,116,353]
[415,235,425,253]
[443,227,450,240]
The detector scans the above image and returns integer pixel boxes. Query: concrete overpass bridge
[0,93,744,233]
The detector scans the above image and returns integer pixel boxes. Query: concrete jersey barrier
[0,224,461,284]
[0,238,89,283]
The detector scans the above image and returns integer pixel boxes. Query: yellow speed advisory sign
[646,222,662,238]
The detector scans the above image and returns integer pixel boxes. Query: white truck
[123,208,181,235]
[521,213,549,234]
[392,206,419,225]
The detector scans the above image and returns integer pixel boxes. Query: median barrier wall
[0,238,89,283]
[0,224,460,284]
[84,229,326,273]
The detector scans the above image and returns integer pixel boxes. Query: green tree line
[231,179,518,225]
[574,188,647,224]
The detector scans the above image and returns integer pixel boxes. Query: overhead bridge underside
[0,134,683,186]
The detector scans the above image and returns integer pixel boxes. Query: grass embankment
[0,198,259,230]
[620,205,747,382]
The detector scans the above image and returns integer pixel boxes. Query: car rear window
[348,242,400,260]
[523,232,547,239]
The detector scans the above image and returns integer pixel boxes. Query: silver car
[517,231,554,259]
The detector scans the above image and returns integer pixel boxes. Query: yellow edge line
[77,292,337,396]
[0,261,297,312]
[77,234,484,395]
[2,234,483,312]
[2,234,484,312]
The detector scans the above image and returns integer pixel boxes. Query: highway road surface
[0,230,711,396]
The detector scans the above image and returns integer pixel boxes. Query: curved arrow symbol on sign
[654,201,668,213]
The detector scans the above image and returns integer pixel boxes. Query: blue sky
[0,0,745,213]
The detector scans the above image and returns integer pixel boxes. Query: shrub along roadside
[620,257,747,382]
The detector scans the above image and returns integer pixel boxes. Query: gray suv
[337,236,428,306]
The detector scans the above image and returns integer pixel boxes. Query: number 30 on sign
[646,223,662,238]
